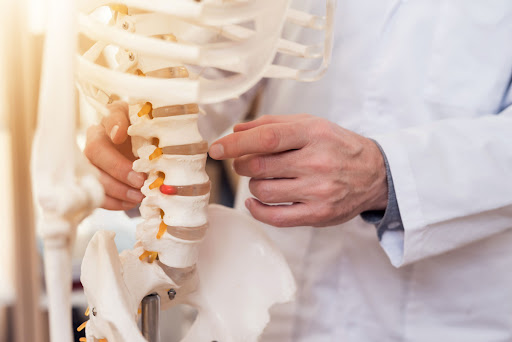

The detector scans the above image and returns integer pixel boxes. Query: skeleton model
[32,0,335,341]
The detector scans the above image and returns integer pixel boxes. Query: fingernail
[245,198,252,209]
[110,125,119,141]
[127,189,144,202]
[209,144,224,159]
[127,171,145,188]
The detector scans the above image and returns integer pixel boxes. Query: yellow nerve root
[139,250,158,263]
[84,307,90,316]
[136,69,146,77]
[139,250,151,261]
[157,221,167,240]
[149,148,163,160]
[137,102,153,118]
[99,339,107,342]
[149,252,158,263]
[149,172,165,189]
[79,338,87,342]
[77,321,88,332]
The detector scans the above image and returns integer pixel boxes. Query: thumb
[102,101,130,145]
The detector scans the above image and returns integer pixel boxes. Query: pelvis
[80,204,296,342]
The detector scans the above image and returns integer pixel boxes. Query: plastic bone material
[32,0,335,341]
[81,205,295,342]
[77,0,336,115]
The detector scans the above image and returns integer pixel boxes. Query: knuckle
[310,156,336,173]
[249,180,271,202]
[260,127,279,151]
[315,205,335,222]
[83,143,93,160]
[84,140,97,161]
[110,160,126,180]
[97,171,108,187]
[316,183,335,199]
[84,125,103,160]
[311,118,333,136]
[248,157,265,177]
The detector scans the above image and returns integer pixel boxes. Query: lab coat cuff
[360,140,403,230]
[369,133,427,267]
[361,139,405,267]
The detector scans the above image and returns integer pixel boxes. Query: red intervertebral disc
[159,184,177,195]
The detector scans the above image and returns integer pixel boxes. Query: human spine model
[129,73,209,269]
[32,0,336,341]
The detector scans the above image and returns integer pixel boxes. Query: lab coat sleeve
[372,102,512,267]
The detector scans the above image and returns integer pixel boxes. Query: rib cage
[77,0,335,116]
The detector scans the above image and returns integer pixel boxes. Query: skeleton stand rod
[141,293,160,342]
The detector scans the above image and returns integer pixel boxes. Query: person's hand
[208,114,388,227]
[84,102,146,210]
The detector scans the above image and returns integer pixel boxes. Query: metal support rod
[141,293,160,342]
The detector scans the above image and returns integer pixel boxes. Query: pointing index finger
[209,122,309,160]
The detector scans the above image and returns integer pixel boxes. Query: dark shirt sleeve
[360,140,404,239]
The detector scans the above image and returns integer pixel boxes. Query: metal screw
[167,288,176,300]
[92,307,97,316]
[122,21,130,30]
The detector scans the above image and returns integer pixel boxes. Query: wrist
[364,139,389,211]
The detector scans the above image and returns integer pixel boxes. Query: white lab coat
[231,1,512,341]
